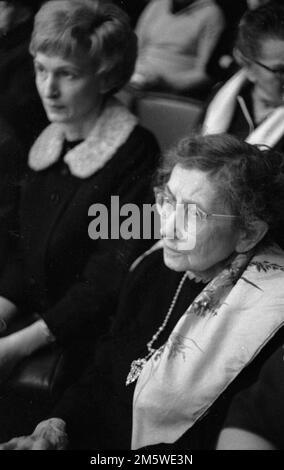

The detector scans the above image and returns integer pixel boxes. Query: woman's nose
[42,74,59,99]
[160,210,185,240]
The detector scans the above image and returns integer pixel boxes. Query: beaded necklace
[126,272,188,386]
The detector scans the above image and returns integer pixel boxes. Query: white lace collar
[29,98,138,179]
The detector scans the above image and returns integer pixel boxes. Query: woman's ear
[99,76,113,94]
[236,219,269,253]
[97,69,118,95]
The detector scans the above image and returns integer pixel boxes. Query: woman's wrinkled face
[160,165,242,274]
[34,52,103,128]
[249,38,284,105]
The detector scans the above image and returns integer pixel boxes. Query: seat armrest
[8,344,67,401]
[1,316,80,403]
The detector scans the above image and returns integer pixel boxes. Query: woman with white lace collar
[202,3,284,151]
[0,0,159,384]
[2,133,284,450]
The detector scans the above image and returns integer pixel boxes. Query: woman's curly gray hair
[30,0,137,93]
[158,133,284,245]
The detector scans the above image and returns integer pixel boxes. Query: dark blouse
[52,249,204,449]
[222,343,284,449]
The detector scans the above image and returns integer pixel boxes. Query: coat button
[29,276,36,286]
[50,192,60,204]
[60,165,69,176]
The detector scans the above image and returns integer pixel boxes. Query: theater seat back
[134,92,203,152]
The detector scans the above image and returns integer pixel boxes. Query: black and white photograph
[0,0,283,460]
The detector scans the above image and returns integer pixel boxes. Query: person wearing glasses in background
[2,133,284,450]
[202,2,284,152]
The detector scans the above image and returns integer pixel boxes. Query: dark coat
[0,123,160,347]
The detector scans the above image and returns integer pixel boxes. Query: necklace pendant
[126,358,147,386]
[125,273,188,387]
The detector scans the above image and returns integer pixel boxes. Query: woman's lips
[163,243,182,254]
[44,103,65,111]
[163,240,193,255]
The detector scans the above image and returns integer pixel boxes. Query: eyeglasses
[154,187,240,224]
[251,58,284,79]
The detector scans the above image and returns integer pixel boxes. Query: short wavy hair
[235,2,284,61]
[29,0,137,93]
[158,133,284,245]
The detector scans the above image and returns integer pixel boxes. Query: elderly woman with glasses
[202,2,284,151]
[0,0,159,382]
[2,132,284,450]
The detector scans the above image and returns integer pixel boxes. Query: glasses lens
[155,191,174,216]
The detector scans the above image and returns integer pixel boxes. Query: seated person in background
[0,0,47,153]
[0,0,159,381]
[2,133,284,450]
[0,115,23,277]
[216,341,284,449]
[130,0,226,96]
[201,3,284,151]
